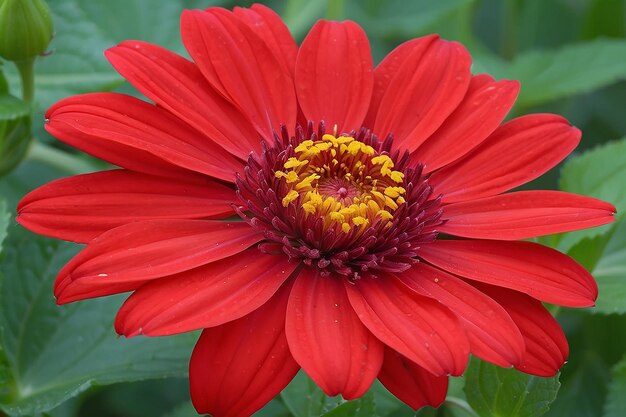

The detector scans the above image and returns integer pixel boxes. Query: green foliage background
[1,0,626,416]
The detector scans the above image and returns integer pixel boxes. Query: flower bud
[0,0,53,62]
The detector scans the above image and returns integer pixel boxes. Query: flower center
[235,122,444,278]
[275,134,406,234]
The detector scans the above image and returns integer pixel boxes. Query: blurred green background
[1,0,626,416]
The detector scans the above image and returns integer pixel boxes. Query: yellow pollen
[302,202,317,214]
[330,212,344,222]
[275,133,407,232]
[315,142,333,151]
[352,216,369,226]
[282,190,299,207]
[384,186,406,198]
[284,157,307,169]
[306,191,323,205]
[367,200,380,212]
[339,205,357,215]
[275,170,299,183]
[384,196,398,210]
[295,173,320,191]
[294,140,313,153]
[390,171,404,182]
[371,155,393,166]
[347,141,363,155]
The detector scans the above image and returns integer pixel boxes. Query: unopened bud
[0,0,53,62]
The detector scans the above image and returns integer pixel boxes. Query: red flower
[18,4,615,416]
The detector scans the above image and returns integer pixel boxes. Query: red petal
[378,347,448,410]
[114,250,298,336]
[233,4,298,77]
[364,36,438,128]
[440,190,616,240]
[45,93,242,182]
[190,283,299,417]
[55,220,261,303]
[413,75,520,173]
[400,263,524,367]
[295,20,373,133]
[181,8,296,139]
[105,41,260,159]
[475,283,569,377]
[345,274,469,376]
[17,169,235,243]
[420,239,598,307]
[285,268,383,399]
[372,37,471,153]
[430,114,580,203]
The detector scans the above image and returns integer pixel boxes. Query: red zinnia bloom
[18,4,615,417]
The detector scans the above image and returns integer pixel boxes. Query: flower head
[17,4,615,416]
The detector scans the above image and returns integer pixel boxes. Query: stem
[28,141,96,175]
[500,0,519,60]
[15,58,36,103]
[326,0,345,20]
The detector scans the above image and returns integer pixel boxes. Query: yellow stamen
[275,133,407,233]
[371,155,393,166]
[294,140,313,153]
[275,170,299,183]
[352,216,369,226]
[330,212,344,222]
[284,157,307,169]
[302,202,317,214]
[390,171,404,182]
[347,141,363,156]
[384,186,406,198]
[295,173,320,191]
[282,190,299,207]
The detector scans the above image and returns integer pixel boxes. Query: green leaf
[443,398,481,417]
[163,401,197,417]
[557,137,626,251]
[547,312,626,417]
[581,0,625,40]
[0,95,30,121]
[505,39,626,108]
[566,233,611,273]
[0,63,8,95]
[604,354,626,417]
[545,352,609,417]
[282,0,326,41]
[253,398,291,417]
[368,380,415,417]
[280,371,344,417]
[0,158,68,209]
[0,228,197,416]
[0,199,8,253]
[346,0,474,38]
[0,94,31,177]
[464,357,560,417]
[591,217,626,314]
[321,392,375,417]
[560,137,626,212]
